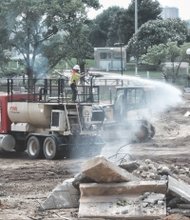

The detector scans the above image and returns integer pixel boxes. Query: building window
[100,52,111,60]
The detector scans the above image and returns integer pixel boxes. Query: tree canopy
[141,41,190,82]
[127,19,188,59]
[90,0,162,47]
[89,6,123,47]
[0,0,100,78]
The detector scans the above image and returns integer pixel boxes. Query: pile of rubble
[40,156,190,220]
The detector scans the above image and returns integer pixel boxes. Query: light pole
[135,0,138,76]
[114,42,124,76]
[186,48,190,86]
[135,0,138,34]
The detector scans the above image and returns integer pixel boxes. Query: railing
[7,78,100,104]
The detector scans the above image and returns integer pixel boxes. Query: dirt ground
[1,97,190,220]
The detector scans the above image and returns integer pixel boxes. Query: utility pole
[135,0,138,34]
[135,0,138,76]
[114,42,124,76]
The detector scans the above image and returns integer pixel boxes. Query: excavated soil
[1,98,190,220]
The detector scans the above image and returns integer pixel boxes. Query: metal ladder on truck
[65,104,82,134]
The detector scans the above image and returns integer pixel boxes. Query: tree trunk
[79,61,85,73]
[26,66,34,93]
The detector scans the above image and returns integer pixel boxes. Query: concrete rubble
[168,176,190,203]
[40,178,80,210]
[41,156,190,219]
[81,156,139,183]
[79,182,167,219]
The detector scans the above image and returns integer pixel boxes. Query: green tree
[90,0,161,47]
[42,0,100,72]
[141,43,167,65]
[115,0,161,45]
[0,0,100,79]
[89,6,123,47]
[141,42,190,83]
[0,0,55,79]
[127,19,188,59]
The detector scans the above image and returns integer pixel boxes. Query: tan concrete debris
[79,191,166,219]
[80,181,167,197]
[81,156,139,183]
[168,176,190,203]
[79,156,167,219]
[40,178,80,210]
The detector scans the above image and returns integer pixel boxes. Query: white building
[94,47,127,71]
[161,7,179,19]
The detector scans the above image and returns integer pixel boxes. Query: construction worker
[70,65,81,102]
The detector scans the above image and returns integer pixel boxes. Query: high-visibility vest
[70,70,80,85]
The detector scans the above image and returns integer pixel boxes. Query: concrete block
[79,193,166,219]
[79,181,167,219]
[79,197,166,220]
[168,175,190,203]
[80,180,167,198]
[41,178,80,210]
[81,156,139,183]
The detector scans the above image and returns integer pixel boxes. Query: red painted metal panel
[0,93,40,133]
[0,95,11,133]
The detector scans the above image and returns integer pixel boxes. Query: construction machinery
[102,85,155,142]
[0,78,105,159]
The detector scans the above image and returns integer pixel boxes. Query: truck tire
[27,136,42,159]
[43,136,58,160]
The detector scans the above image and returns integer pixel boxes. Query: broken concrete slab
[163,214,190,220]
[169,209,190,217]
[40,178,79,210]
[168,176,190,203]
[80,181,167,197]
[81,156,139,183]
[79,193,166,219]
[79,181,167,219]
[72,173,93,190]
[119,161,140,172]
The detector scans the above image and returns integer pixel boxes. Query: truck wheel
[27,136,42,159]
[43,136,58,160]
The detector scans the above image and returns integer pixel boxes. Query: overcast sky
[88,0,190,20]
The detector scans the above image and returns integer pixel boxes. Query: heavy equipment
[0,78,105,159]
[102,85,155,142]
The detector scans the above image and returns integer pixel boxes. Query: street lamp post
[135,0,138,76]
[186,48,190,86]
[114,42,124,76]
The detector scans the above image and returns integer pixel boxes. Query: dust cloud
[98,74,183,161]
[105,74,183,118]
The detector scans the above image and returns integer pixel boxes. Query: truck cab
[103,85,155,142]
[114,86,152,121]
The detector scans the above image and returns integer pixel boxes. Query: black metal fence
[6,78,100,103]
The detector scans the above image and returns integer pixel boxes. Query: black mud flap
[69,135,104,158]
